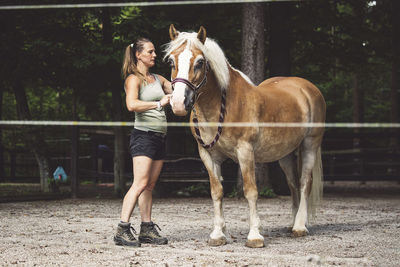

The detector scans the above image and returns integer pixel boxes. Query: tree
[5,10,52,192]
[239,3,270,194]
[100,7,127,196]
[267,2,293,195]
[0,85,4,182]
[241,3,265,84]
[268,2,292,77]
[391,0,400,146]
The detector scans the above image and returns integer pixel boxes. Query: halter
[171,60,226,149]
[171,60,210,99]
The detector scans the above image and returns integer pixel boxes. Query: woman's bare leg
[120,156,153,222]
[139,160,164,222]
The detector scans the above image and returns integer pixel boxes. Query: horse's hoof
[245,239,265,248]
[292,229,308,237]
[208,237,227,246]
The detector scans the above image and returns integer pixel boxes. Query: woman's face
[137,42,156,68]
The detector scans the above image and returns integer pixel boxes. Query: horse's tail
[309,146,323,220]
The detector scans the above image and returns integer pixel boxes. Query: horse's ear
[169,24,179,40]
[197,26,207,44]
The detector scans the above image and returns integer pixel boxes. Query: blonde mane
[163,32,230,90]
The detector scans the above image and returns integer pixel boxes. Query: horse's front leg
[198,147,227,246]
[237,143,264,248]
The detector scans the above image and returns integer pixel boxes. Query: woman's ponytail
[121,38,151,85]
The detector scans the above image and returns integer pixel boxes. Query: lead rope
[192,88,227,149]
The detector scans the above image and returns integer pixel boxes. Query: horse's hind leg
[292,137,319,237]
[198,147,227,246]
[278,151,300,227]
[237,143,264,248]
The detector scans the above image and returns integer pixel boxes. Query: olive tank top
[133,74,167,134]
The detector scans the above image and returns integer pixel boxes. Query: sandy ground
[0,182,399,266]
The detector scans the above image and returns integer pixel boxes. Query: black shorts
[129,128,167,160]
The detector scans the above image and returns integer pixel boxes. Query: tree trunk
[238,3,270,196]
[70,89,79,198]
[101,8,127,196]
[352,73,364,179]
[112,81,126,196]
[113,126,126,197]
[7,11,51,192]
[0,86,4,182]
[268,2,292,77]
[241,3,265,84]
[70,123,79,198]
[267,2,293,195]
[14,80,51,192]
[101,8,112,44]
[391,1,400,146]
[352,72,364,140]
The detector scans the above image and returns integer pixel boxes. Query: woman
[114,38,172,247]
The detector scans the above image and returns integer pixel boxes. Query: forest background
[0,0,399,195]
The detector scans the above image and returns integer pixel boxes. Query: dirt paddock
[0,182,399,266]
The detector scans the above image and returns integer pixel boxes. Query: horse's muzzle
[184,89,195,111]
[171,86,194,116]
[171,95,188,116]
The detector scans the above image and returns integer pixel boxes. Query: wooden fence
[1,128,399,185]
[322,130,399,181]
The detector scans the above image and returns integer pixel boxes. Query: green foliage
[81,180,95,185]
[227,188,238,198]
[259,187,276,198]
[48,174,71,192]
[174,183,210,197]
[1,1,394,124]
[226,187,276,198]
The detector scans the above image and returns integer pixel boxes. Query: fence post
[329,156,335,184]
[10,150,16,181]
[0,143,4,182]
[71,125,79,198]
[352,132,365,184]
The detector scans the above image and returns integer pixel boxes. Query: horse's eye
[195,59,204,71]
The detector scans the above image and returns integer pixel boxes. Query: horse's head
[165,24,209,116]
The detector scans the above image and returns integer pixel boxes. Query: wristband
[157,101,161,109]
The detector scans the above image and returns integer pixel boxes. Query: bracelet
[156,101,161,109]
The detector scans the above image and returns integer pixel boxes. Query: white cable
[0,120,399,128]
[0,0,300,10]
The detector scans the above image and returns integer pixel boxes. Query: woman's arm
[157,75,173,94]
[125,75,160,112]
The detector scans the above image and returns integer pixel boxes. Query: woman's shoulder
[125,74,141,86]
[125,74,142,92]
[126,74,141,82]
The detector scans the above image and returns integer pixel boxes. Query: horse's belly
[253,130,306,162]
[254,144,296,162]
[215,132,304,164]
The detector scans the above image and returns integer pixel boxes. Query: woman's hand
[160,94,172,107]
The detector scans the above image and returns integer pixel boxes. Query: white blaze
[171,46,193,114]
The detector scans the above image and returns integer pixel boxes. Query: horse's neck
[195,72,222,122]
[195,66,253,122]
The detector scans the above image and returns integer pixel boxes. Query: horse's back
[257,76,326,123]
[259,77,320,97]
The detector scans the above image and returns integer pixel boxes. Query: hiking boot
[139,221,168,245]
[114,222,141,247]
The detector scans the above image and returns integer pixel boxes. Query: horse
[164,24,326,248]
